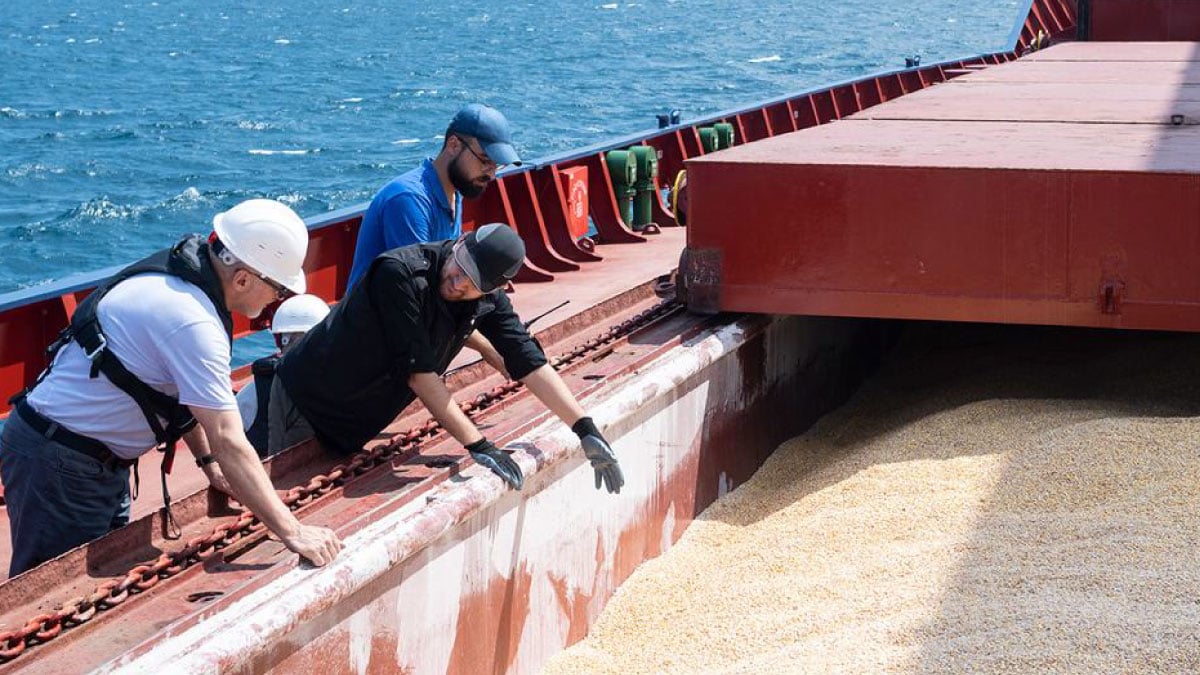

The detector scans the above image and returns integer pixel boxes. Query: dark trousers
[267,376,315,456]
[0,414,131,577]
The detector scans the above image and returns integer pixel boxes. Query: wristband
[195,454,217,468]
[571,416,600,439]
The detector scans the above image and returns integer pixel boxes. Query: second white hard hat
[271,294,330,334]
[212,199,309,294]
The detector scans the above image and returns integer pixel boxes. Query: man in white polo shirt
[1,199,341,577]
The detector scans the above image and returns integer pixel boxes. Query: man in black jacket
[270,223,623,493]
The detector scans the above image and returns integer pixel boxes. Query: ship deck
[685,41,1200,332]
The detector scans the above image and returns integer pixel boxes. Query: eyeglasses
[254,272,293,301]
[451,244,485,295]
[454,134,503,171]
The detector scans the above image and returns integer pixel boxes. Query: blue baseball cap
[448,104,522,167]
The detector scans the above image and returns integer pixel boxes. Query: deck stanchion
[496,177,577,276]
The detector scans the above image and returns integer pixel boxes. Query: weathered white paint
[395,541,466,674]
[346,603,373,675]
[660,500,677,560]
[101,317,802,675]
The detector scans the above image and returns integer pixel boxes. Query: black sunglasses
[454,134,500,169]
[254,271,292,301]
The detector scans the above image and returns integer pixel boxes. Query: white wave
[53,108,114,118]
[176,186,202,201]
[338,97,363,103]
[248,148,318,156]
[275,192,303,206]
[0,106,26,119]
[6,163,65,178]
[65,38,76,44]
[748,54,781,63]
[237,120,274,131]
[84,38,101,44]
[601,3,618,8]
[74,197,143,220]
[391,138,420,145]
[274,38,291,45]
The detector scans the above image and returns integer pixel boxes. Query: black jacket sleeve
[476,292,548,380]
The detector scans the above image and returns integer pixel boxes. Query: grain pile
[543,324,1200,674]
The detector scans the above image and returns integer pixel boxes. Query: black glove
[466,438,524,490]
[572,417,624,494]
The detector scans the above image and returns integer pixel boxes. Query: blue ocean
[0,0,1020,296]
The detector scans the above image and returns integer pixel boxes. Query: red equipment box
[558,165,590,240]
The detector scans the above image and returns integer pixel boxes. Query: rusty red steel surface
[0,298,685,669]
[1086,0,1200,41]
[683,41,1200,333]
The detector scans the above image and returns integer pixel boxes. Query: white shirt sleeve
[161,319,238,412]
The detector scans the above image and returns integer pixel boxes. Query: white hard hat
[271,294,330,334]
[212,199,309,294]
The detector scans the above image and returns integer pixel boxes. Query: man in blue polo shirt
[347,103,522,288]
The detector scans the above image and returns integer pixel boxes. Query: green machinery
[697,122,734,153]
[606,146,660,231]
[606,123,734,230]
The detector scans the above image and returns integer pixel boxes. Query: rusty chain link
[0,300,677,664]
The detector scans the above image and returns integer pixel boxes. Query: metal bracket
[681,247,722,315]
[1099,278,1125,315]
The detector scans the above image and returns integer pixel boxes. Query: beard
[449,154,488,199]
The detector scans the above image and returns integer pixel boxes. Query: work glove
[466,438,524,490]
[572,417,624,494]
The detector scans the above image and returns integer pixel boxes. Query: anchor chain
[0,299,678,664]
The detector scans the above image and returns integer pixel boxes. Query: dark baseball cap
[453,223,525,293]
[448,104,522,167]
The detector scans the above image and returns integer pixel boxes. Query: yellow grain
[543,326,1200,674]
